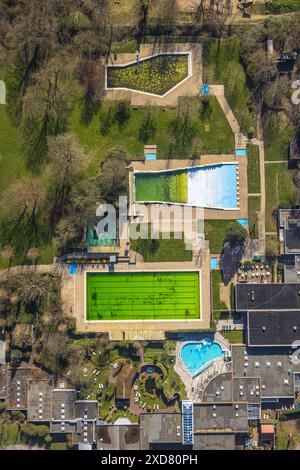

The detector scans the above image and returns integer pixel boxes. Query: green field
[135,170,187,203]
[86,271,200,321]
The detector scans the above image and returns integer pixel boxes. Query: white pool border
[133,162,239,211]
[105,52,193,98]
[84,268,202,324]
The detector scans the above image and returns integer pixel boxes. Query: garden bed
[107,54,189,96]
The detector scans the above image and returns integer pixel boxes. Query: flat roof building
[247,310,300,347]
[97,425,140,451]
[235,283,300,311]
[140,414,184,450]
[27,379,53,422]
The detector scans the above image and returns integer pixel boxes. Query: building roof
[284,256,300,283]
[232,377,261,404]
[290,139,300,160]
[0,365,6,399]
[51,388,76,421]
[279,209,300,254]
[0,340,5,364]
[27,379,53,422]
[261,424,275,434]
[202,372,232,403]
[193,403,248,433]
[193,433,236,450]
[6,367,32,410]
[247,310,300,346]
[75,400,98,420]
[97,425,140,451]
[140,414,182,450]
[115,364,137,400]
[235,283,300,311]
[232,345,300,399]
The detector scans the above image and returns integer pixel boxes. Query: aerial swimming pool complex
[134,163,238,210]
[86,271,200,321]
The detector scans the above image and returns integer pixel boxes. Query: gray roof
[0,340,5,364]
[75,400,98,420]
[27,379,53,422]
[194,403,248,433]
[232,377,261,404]
[232,345,300,399]
[6,367,32,410]
[51,389,76,421]
[97,425,140,451]
[193,433,236,450]
[284,256,300,283]
[236,283,300,311]
[0,365,6,399]
[279,209,300,254]
[140,414,182,450]
[247,310,300,346]
[202,372,233,403]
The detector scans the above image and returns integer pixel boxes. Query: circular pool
[180,340,224,375]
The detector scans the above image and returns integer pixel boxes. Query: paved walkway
[0,264,54,280]
[209,85,248,150]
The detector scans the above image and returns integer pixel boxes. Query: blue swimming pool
[188,163,238,209]
[180,340,224,375]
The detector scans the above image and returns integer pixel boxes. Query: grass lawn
[69,96,234,174]
[248,196,260,239]
[135,170,187,203]
[205,38,256,136]
[0,105,27,200]
[221,330,244,344]
[276,417,300,450]
[130,229,193,262]
[204,220,235,254]
[265,0,300,13]
[0,419,22,446]
[263,111,294,161]
[265,163,297,232]
[247,145,260,193]
[211,270,227,321]
[86,271,200,321]
[266,234,279,257]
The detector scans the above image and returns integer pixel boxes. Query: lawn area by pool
[180,340,224,375]
[86,271,200,321]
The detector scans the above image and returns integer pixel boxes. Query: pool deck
[129,155,248,220]
[61,259,211,337]
[103,43,202,107]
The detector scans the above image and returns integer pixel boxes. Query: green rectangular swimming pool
[86,271,200,321]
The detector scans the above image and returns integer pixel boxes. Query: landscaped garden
[107,54,189,96]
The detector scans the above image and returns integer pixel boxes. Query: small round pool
[180,340,224,375]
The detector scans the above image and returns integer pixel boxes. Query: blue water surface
[181,341,224,374]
